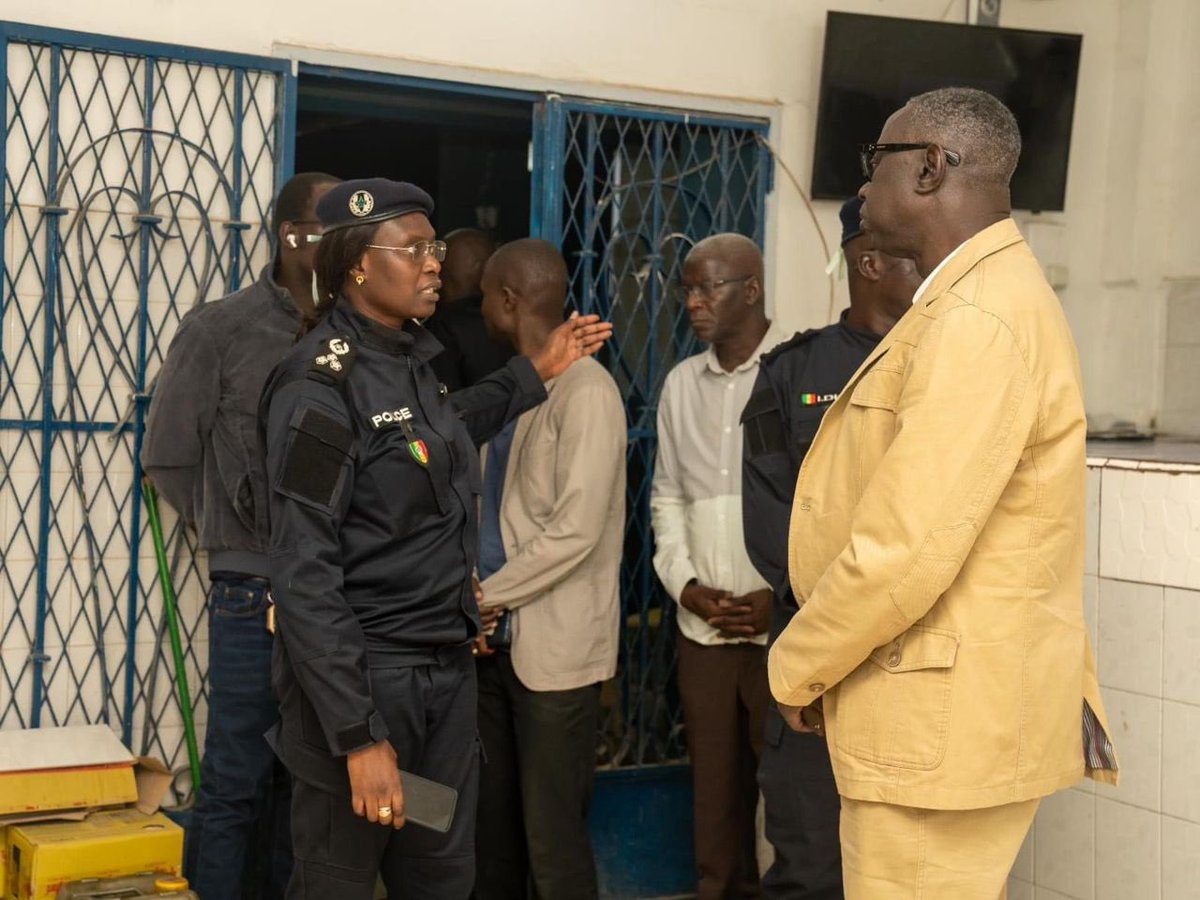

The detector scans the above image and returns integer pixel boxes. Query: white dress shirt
[651,322,789,646]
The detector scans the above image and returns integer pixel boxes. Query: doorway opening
[294,70,534,243]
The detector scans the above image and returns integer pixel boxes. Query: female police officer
[259,179,611,899]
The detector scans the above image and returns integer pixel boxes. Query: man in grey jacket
[141,171,339,900]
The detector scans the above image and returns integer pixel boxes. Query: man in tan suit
[768,87,1118,899]
[473,239,625,900]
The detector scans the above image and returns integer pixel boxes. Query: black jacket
[423,294,515,391]
[740,312,881,643]
[260,300,545,784]
[141,266,301,576]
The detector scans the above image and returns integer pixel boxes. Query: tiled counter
[1009,440,1200,900]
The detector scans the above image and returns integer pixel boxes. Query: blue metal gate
[532,96,771,766]
[0,21,290,782]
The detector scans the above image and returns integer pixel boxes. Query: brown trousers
[677,634,770,900]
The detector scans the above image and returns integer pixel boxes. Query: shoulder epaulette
[307,334,357,385]
[761,327,822,364]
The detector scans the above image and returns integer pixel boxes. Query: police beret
[839,196,864,247]
[315,178,435,233]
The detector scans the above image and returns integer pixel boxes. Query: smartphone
[399,769,458,833]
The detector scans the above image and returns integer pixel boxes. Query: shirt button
[809,683,825,693]
[887,651,902,667]
[724,426,731,434]
[727,383,734,391]
[720,468,728,476]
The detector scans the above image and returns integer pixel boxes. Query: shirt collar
[259,263,302,319]
[703,320,788,376]
[911,239,970,306]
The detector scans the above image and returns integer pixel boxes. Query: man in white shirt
[651,233,788,900]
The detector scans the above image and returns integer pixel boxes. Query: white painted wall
[3,0,1197,429]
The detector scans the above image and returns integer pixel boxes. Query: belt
[209,571,271,587]
[366,643,473,669]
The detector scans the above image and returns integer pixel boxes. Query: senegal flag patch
[408,439,430,466]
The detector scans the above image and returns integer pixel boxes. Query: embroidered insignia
[315,337,351,372]
[800,392,839,406]
[408,439,430,466]
[349,190,375,217]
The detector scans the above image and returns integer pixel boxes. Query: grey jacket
[141,266,301,576]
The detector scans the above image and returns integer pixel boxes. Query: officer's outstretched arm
[263,377,387,755]
[450,355,547,447]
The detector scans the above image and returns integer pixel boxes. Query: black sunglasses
[859,143,962,180]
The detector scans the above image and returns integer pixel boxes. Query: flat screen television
[811,12,1083,212]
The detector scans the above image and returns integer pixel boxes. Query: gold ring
[377,806,392,817]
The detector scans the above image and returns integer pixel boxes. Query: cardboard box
[0,726,137,821]
[6,809,182,900]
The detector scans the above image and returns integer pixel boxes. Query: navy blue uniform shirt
[259,299,545,773]
[740,311,881,644]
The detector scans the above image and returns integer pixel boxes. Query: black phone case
[399,768,458,833]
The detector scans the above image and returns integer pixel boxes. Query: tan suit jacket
[769,219,1118,810]
[481,357,625,692]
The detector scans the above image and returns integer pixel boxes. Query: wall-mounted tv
[811,12,1083,212]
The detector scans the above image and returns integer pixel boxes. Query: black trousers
[757,705,843,899]
[287,648,479,900]
[474,653,601,900]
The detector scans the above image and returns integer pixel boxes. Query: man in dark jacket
[741,197,919,898]
[424,228,514,390]
[141,171,339,900]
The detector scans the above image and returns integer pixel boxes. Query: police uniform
[259,180,547,899]
[740,198,881,899]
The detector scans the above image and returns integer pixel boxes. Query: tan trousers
[840,796,1040,900]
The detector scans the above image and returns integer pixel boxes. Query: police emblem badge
[348,190,375,217]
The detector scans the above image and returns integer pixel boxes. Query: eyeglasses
[859,143,962,181]
[366,240,447,262]
[673,275,754,305]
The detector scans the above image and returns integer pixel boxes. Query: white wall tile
[1163,701,1200,825]
[1097,579,1164,695]
[1097,688,1162,812]
[1095,799,1160,900]
[1084,575,1100,653]
[1087,466,1102,577]
[1035,888,1083,900]
[1100,468,1200,590]
[1035,789,1096,899]
[1013,821,1036,881]
[1162,817,1200,900]
[1164,588,1200,706]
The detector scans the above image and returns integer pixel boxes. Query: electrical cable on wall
[754,133,839,324]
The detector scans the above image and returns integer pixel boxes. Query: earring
[286,234,298,249]
[355,274,365,286]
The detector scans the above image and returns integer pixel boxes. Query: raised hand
[529,312,614,381]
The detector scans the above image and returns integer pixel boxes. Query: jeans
[187,573,292,900]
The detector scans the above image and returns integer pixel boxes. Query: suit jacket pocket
[833,625,959,770]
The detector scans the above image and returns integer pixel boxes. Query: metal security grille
[0,22,289,783]
[533,97,770,765]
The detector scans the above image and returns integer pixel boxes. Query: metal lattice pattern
[0,27,286,789]
[537,99,770,765]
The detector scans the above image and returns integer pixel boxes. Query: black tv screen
[811,13,1083,212]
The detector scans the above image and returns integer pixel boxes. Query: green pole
[141,476,202,792]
